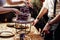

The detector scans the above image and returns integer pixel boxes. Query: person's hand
[12,8,20,14]
[25,1,33,8]
[27,2,33,8]
[33,18,39,25]
[42,23,51,34]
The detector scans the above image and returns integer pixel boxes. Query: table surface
[0,23,44,40]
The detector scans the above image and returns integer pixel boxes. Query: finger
[44,31,50,34]
[31,20,35,25]
[40,30,45,37]
[42,29,50,34]
[31,22,34,26]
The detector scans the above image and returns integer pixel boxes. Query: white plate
[0,31,14,37]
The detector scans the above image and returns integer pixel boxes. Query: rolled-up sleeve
[43,0,48,9]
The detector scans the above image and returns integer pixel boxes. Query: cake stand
[13,17,34,40]
[14,18,34,33]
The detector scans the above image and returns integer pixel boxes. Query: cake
[17,13,31,21]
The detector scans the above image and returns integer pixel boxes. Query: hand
[42,23,51,34]
[12,8,20,14]
[27,3,33,8]
[25,1,33,8]
[33,19,39,25]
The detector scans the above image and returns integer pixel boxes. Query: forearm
[36,7,48,19]
[48,14,60,25]
[6,0,25,5]
[0,7,13,14]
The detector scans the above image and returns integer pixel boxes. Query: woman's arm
[6,0,25,5]
[0,7,20,14]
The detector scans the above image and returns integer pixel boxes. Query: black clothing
[0,12,15,22]
[54,23,60,40]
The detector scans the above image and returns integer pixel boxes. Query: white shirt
[43,0,60,17]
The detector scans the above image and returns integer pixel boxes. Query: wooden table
[0,23,44,40]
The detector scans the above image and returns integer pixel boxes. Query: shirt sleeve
[43,0,49,9]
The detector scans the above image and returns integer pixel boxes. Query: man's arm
[47,14,60,25]
[33,7,48,25]
[6,0,25,5]
[0,7,20,14]
[36,0,48,19]
[42,14,60,34]
[36,7,48,19]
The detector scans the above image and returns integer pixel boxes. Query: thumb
[31,21,35,26]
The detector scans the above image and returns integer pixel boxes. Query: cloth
[43,0,60,17]
[54,23,60,40]
[44,31,53,40]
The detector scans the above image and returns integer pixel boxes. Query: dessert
[17,13,31,21]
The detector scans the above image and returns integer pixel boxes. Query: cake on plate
[17,13,31,21]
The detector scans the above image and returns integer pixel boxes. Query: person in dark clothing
[33,0,60,40]
[42,14,60,40]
